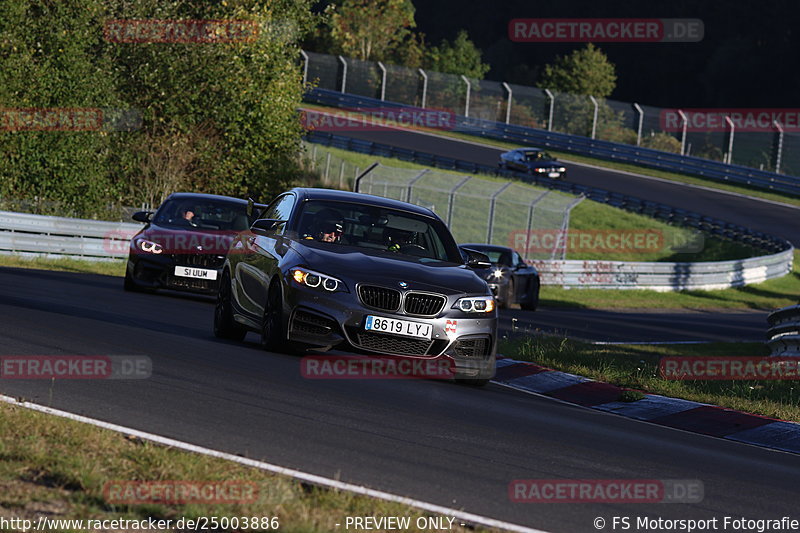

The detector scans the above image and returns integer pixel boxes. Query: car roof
[289,188,437,218]
[507,148,545,154]
[166,192,248,205]
[460,243,514,253]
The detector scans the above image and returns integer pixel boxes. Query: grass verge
[301,103,800,208]
[0,400,494,532]
[499,336,800,422]
[0,255,125,277]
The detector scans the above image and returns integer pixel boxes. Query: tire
[123,269,143,292]
[214,271,247,341]
[520,280,540,312]
[261,280,288,352]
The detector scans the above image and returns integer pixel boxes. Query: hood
[292,242,489,295]
[138,224,238,255]
[523,160,561,170]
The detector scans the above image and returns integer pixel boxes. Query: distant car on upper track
[499,148,566,179]
[214,187,498,385]
[459,244,540,311]
[124,192,253,295]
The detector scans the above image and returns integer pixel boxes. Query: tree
[539,43,616,98]
[424,30,490,79]
[328,0,416,62]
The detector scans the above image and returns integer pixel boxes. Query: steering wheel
[398,244,428,257]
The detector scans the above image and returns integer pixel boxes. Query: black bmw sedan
[499,147,567,179]
[214,188,497,385]
[459,244,540,311]
[124,192,253,294]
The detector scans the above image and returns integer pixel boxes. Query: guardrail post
[418,69,428,109]
[633,103,644,146]
[486,182,513,244]
[544,89,555,131]
[589,96,599,139]
[337,55,348,93]
[725,116,735,165]
[774,120,784,173]
[461,75,471,118]
[300,50,309,86]
[677,110,688,155]
[502,82,513,124]
[377,61,387,101]
[406,169,429,203]
[446,176,472,227]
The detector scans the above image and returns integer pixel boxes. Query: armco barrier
[0,211,140,261]
[767,305,800,356]
[306,130,794,290]
[304,88,800,198]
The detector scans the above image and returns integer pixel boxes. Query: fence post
[502,82,513,124]
[544,89,555,131]
[486,182,513,244]
[446,176,472,227]
[354,163,380,193]
[774,120,784,173]
[461,75,471,118]
[337,55,347,93]
[300,50,309,85]
[406,169,429,203]
[339,161,345,189]
[418,69,428,109]
[677,110,688,155]
[633,103,644,146]
[553,195,585,260]
[725,116,735,165]
[522,191,551,262]
[589,96,599,139]
[377,61,387,101]
[324,153,332,182]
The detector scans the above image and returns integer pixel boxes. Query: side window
[260,194,295,234]
[513,251,525,267]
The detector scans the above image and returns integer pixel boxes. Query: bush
[642,132,682,153]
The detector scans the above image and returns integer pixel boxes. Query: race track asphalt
[1,267,796,533]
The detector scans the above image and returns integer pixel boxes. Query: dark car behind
[124,192,253,295]
[499,148,567,179]
[460,244,540,311]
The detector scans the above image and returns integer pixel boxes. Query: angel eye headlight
[492,268,504,279]
[290,267,346,293]
[136,238,163,254]
[453,296,495,314]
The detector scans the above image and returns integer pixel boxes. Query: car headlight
[453,296,495,314]
[558,167,566,172]
[136,238,163,254]
[491,268,505,279]
[290,267,347,293]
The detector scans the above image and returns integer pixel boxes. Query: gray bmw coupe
[214,188,497,385]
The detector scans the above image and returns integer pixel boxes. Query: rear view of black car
[499,147,567,179]
[124,192,252,294]
[459,244,540,311]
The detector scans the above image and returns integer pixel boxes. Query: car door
[234,193,296,320]
[510,251,530,300]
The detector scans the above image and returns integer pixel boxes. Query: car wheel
[261,280,288,352]
[214,271,247,341]
[123,269,143,292]
[520,282,540,312]
[457,378,490,387]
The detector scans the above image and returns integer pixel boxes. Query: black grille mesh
[454,337,490,358]
[292,310,336,337]
[356,332,432,356]
[358,285,401,311]
[404,293,446,316]
[173,253,225,269]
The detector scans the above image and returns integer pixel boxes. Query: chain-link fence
[303,51,800,177]
[300,143,364,190]
[354,164,583,260]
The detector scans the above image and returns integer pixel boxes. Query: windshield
[461,247,511,266]
[153,198,250,231]
[294,200,462,264]
[523,150,555,162]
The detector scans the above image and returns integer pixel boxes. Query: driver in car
[305,209,344,243]
[385,228,414,252]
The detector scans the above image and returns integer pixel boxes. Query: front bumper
[284,283,497,380]
[127,252,225,294]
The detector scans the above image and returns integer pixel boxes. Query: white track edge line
[0,394,546,533]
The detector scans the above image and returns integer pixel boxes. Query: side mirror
[462,248,492,269]
[132,211,152,223]
[250,218,282,237]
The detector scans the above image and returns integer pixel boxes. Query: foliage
[642,132,682,153]
[540,43,617,98]
[0,0,316,217]
[328,0,416,62]
[424,30,490,79]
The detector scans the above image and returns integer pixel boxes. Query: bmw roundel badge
[398,281,408,289]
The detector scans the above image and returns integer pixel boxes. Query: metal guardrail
[0,211,140,261]
[305,130,794,290]
[767,305,800,356]
[304,88,800,198]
